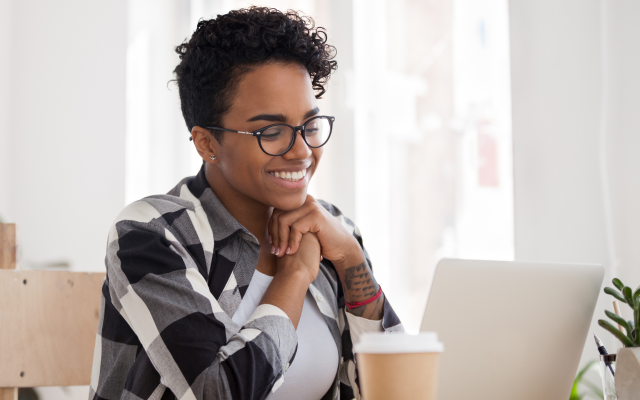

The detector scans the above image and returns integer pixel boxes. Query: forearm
[260,269,309,328]
[335,252,384,320]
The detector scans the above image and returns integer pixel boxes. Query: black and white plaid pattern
[89,166,403,400]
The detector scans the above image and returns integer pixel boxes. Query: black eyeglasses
[190,115,335,156]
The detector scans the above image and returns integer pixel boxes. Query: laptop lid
[420,258,604,400]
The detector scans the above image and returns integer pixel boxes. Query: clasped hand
[269,195,361,268]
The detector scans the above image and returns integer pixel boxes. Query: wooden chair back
[0,223,105,400]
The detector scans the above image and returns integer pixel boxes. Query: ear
[191,126,220,164]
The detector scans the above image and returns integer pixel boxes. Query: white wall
[606,0,640,290]
[0,0,126,272]
[0,0,14,222]
[510,0,640,365]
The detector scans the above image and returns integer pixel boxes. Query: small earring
[210,155,217,162]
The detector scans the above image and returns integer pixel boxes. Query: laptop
[420,258,604,400]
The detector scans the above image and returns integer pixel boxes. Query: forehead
[229,62,317,118]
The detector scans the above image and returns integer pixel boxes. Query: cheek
[311,148,323,171]
[220,143,270,184]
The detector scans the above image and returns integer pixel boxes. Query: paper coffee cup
[354,332,444,400]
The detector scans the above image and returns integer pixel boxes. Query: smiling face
[193,62,324,211]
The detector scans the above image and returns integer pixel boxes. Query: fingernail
[320,255,323,261]
[286,247,290,254]
[268,235,272,243]
[275,248,280,256]
[271,246,275,254]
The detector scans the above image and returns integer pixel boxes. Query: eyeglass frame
[189,115,335,156]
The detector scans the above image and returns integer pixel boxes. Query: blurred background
[0,0,639,398]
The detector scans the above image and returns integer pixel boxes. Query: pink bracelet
[346,286,383,310]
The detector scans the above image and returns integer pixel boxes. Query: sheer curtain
[126,0,514,332]
[351,0,513,331]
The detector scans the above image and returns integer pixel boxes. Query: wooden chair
[0,223,105,400]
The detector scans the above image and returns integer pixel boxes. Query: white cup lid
[354,332,444,354]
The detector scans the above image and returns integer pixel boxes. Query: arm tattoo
[344,261,379,300]
[343,261,384,319]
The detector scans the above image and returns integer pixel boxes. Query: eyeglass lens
[259,117,331,155]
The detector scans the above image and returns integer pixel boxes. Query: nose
[283,128,312,160]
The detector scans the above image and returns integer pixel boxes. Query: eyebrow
[304,107,320,119]
[246,107,320,123]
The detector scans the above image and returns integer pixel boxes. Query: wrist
[275,264,314,287]
[346,285,383,310]
[333,244,365,273]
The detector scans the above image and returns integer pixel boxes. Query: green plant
[569,361,603,400]
[598,278,640,347]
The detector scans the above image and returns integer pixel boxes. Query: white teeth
[270,169,307,182]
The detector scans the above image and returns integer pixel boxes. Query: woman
[90,7,402,400]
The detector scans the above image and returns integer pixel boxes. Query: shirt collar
[186,165,259,249]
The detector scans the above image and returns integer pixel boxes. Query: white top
[232,270,339,400]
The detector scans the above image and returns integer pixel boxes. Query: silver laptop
[420,258,604,400]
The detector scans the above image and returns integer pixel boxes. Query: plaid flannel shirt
[89,166,403,400]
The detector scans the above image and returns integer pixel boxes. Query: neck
[204,163,272,244]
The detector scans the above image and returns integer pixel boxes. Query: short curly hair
[174,7,337,141]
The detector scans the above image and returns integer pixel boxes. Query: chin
[270,192,308,210]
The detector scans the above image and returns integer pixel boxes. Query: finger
[287,212,321,255]
[282,208,320,256]
[277,212,291,257]
[278,209,315,256]
[273,205,316,256]
[269,209,282,255]
[287,222,310,256]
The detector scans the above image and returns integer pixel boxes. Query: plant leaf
[635,306,640,346]
[569,376,581,400]
[606,310,632,332]
[570,361,593,400]
[613,278,625,291]
[598,319,635,347]
[604,287,627,303]
[623,286,635,307]
[634,286,640,301]
[569,382,580,400]
[581,379,603,399]
[625,320,636,342]
[575,360,598,382]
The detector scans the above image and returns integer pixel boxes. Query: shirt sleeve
[344,313,383,346]
[102,201,297,400]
